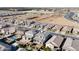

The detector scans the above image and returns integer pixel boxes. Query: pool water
[10,36,16,41]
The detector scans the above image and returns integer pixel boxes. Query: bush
[41,46,51,51]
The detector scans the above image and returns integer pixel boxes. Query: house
[1,29,12,38]
[5,38,14,44]
[15,34,22,41]
[39,23,47,30]
[8,27,16,34]
[17,27,29,32]
[15,30,24,36]
[33,31,52,45]
[61,26,73,34]
[1,29,5,34]
[0,26,15,35]
[0,23,9,29]
[14,20,20,25]
[73,28,79,38]
[71,13,79,22]
[44,24,55,31]
[46,35,64,50]
[0,24,2,29]
[18,20,26,26]
[26,20,36,27]
[25,30,39,39]
[20,30,39,44]
[32,22,40,29]
[4,34,12,38]
[17,37,32,45]
[73,28,79,35]
[51,25,63,32]
[1,28,8,34]
[5,35,17,44]
[72,13,78,20]
[64,12,75,20]
[20,35,32,44]
[62,38,79,51]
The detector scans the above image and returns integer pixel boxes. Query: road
[0,12,26,17]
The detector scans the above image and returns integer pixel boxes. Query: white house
[25,30,38,39]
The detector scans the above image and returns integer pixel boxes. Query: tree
[41,45,51,51]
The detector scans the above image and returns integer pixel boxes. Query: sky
[0,0,79,7]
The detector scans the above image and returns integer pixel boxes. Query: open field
[35,15,79,28]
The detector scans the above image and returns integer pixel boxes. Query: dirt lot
[35,15,79,28]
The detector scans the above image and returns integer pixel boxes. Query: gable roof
[46,35,64,47]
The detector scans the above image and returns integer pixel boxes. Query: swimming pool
[10,36,16,41]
